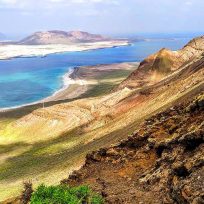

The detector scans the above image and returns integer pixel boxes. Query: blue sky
[0,0,204,38]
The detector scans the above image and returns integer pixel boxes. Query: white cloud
[0,0,120,18]
[0,0,17,4]
[0,0,120,8]
[185,1,193,5]
[69,0,117,3]
[0,0,29,9]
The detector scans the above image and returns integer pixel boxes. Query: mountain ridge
[117,35,204,90]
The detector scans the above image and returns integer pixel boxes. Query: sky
[0,0,204,38]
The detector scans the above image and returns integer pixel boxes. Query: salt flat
[0,40,129,60]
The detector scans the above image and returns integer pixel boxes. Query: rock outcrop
[19,30,111,45]
[63,93,204,204]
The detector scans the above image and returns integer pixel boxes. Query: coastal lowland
[0,41,128,60]
[43,63,138,102]
[0,33,204,203]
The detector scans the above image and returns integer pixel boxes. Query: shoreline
[0,62,138,112]
[0,67,82,111]
[0,40,129,60]
[41,67,90,103]
[0,41,130,111]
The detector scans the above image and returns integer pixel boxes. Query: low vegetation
[28,184,104,204]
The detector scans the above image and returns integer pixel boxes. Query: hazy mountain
[19,30,111,45]
[0,33,6,40]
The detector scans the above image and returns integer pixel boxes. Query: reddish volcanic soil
[64,93,204,204]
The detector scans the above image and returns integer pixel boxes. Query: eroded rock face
[63,93,204,204]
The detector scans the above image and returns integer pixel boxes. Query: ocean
[0,38,190,108]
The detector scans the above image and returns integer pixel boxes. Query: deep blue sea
[0,38,190,108]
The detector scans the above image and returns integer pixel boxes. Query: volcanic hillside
[118,36,204,89]
[64,93,204,204]
[1,35,204,202]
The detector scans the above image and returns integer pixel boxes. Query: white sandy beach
[0,40,129,60]
[42,68,96,103]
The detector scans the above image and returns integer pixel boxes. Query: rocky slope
[19,30,111,45]
[118,36,204,90]
[63,93,204,204]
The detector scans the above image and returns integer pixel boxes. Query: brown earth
[63,93,204,204]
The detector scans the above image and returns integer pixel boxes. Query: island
[0,30,129,60]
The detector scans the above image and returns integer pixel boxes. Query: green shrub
[30,184,104,204]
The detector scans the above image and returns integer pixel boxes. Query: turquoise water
[0,38,190,108]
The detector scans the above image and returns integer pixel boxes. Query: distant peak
[19,30,110,45]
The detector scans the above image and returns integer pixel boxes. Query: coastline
[0,67,84,111]
[0,41,130,111]
[41,67,91,102]
[0,62,138,112]
[0,40,129,60]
